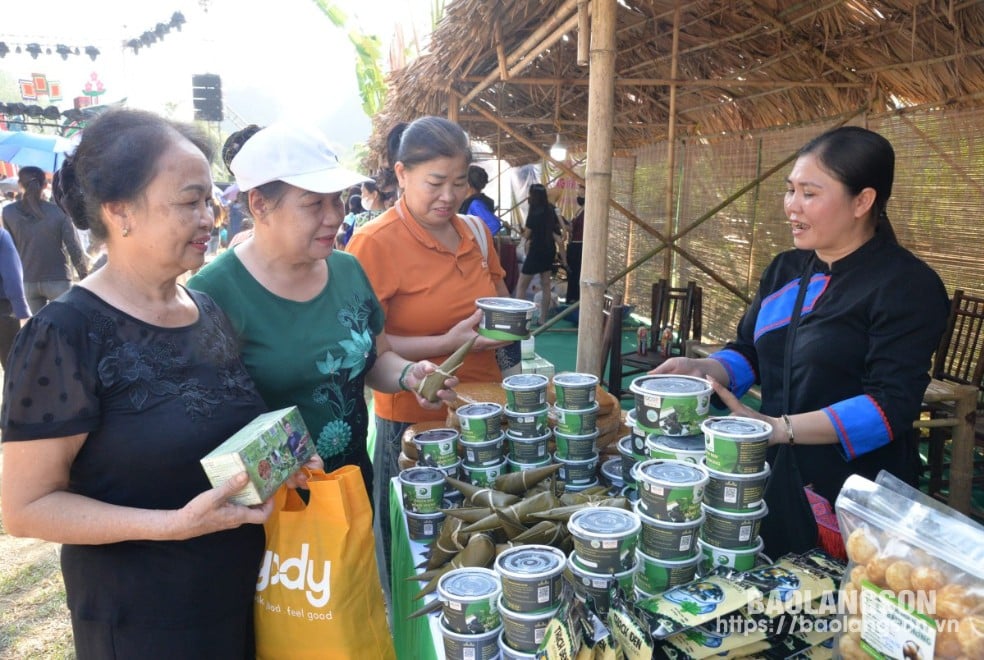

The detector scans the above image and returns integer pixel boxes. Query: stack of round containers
[412,426,464,508]
[626,374,715,598]
[437,567,504,660]
[494,544,567,658]
[399,466,447,544]
[551,373,600,491]
[632,460,706,598]
[566,506,640,615]
[698,416,772,573]
[501,374,552,473]
[457,402,507,486]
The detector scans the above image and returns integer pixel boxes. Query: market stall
[389,359,984,659]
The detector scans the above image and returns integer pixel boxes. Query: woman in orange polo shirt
[347,116,513,593]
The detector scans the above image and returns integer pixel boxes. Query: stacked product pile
[551,373,601,491]
[698,417,772,573]
[458,403,507,485]
[502,373,552,472]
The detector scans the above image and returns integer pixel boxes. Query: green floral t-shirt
[188,250,384,475]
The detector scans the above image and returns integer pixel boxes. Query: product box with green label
[200,406,314,505]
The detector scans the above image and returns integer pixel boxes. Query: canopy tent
[368,0,984,374]
[0,130,75,173]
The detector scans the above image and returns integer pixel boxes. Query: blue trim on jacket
[824,394,893,459]
[753,273,830,342]
[710,349,757,398]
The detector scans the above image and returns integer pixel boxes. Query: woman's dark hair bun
[385,122,408,167]
[52,156,91,231]
[222,124,262,172]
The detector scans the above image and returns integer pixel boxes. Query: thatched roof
[370,0,984,165]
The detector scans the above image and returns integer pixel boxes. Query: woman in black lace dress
[0,108,320,659]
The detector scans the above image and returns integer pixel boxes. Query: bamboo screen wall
[603,106,984,344]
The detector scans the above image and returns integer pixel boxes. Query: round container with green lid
[630,374,711,436]
[568,506,641,573]
[633,459,708,523]
[399,466,446,514]
[553,429,598,461]
[502,373,549,412]
[476,297,536,340]
[412,427,460,468]
[457,402,504,443]
[698,536,764,573]
[702,458,771,512]
[553,401,599,436]
[439,619,502,660]
[552,372,599,410]
[503,406,549,438]
[701,416,771,474]
[438,567,503,635]
[700,502,768,549]
[646,433,705,464]
[494,544,566,613]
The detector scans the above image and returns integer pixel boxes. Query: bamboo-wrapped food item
[445,476,520,508]
[423,516,474,570]
[512,520,568,546]
[462,491,560,534]
[442,506,494,523]
[417,336,476,403]
[410,533,496,599]
[408,598,444,620]
[492,462,562,495]
[529,497,630,522]
[559,486,609,505]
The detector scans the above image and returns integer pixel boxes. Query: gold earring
[122,226,130,237]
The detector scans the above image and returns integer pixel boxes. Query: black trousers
[565,242,583,302]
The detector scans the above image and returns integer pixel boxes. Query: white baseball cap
[230,121,370,193]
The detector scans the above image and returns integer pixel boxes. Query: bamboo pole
[458,0,580,107]
[855,46,984,74]
[458,76,866,89]
[576,0,617,376]
[495,22,509,80]
[577,0,590,66]
[662,2,682,284]
[507,13,582,79]
[448,90,459,122]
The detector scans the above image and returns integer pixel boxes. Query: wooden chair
[607,280,703,399]
[921,290,984,500]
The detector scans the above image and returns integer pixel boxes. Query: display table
[389,478,445,659]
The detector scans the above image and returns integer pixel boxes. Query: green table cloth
[389,478,444,659]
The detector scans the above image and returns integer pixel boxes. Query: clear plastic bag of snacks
[834,471,984,659]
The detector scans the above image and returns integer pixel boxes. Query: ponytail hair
[17,166,46,221]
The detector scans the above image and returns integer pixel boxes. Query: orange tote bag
[254,466,395,659]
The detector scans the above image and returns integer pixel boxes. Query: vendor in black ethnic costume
[654,126,948,556]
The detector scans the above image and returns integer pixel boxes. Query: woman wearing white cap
[188,122,457,499]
